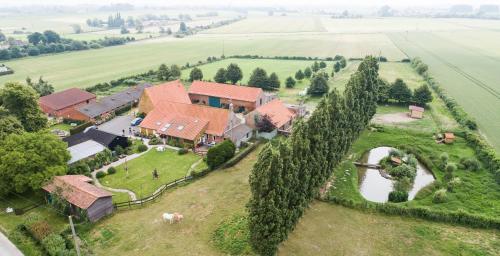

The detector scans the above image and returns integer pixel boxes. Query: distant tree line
[377,78,433,106]
[0,30,133,61]
[248,56,380,255]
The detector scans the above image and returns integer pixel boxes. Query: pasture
[83,144,499,256]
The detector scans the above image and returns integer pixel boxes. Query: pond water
[358,147,435,203]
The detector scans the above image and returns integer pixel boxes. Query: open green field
[280,202,499,256]
[389,31,500,151]
[99,148,206,197]
[83,144,500,256]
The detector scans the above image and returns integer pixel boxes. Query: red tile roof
[189,81,263,103]
[143,80,191,105]
[39,88,96,111]
[444,133,455,139]
[156,115,209,141]
[42,175,112,209]
[255,99,296,128]
[140,101,230,136]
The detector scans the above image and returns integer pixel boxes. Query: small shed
[444,133,455,144]
[409,105,424,119]
[43,175,113,222]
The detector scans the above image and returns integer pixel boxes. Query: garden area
[328,126,500,219]
[98,148,207,199]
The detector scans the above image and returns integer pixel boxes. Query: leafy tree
[157,64,171,81]
[27,32,45,45]
[0,31,6,42]
[135,20,144,33]
[307,73,329,96]
[71,24,82,34]
[304,67,312,78]
[319,61,327,68]
[126,16,135,27]
[285,76,296,88]
[179,22,188,33]
[334,62,341,73]
[206,140,235,169]
[389,78,412,103]
[0,49,10,60]
[295,70,304,81]
[377,78,391,103]
[255,114,276,132]
[248,68,269,90]
[120,26,129,34]
[268,72,280,90]
[0,108,23,140]
[214,68,227,83]
[0,82,47,132]
[311,61,320,72]
[26,76,54,96]
[413,84,433,106]
[0,131,70,196]
[189,67,203,81]
[42,30,60,44]
[339,57,347,68]
[170,64,181,78]
[225,63,243,84]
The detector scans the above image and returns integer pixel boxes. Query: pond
[358,147,435,203]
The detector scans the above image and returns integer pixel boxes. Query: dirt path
[372,112,416,125]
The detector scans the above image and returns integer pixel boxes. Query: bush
[96,171,106,179]
[495,169,500,184]
[178,148,188,155]
[432,189,448,203]
[212,215,252,255]
[460,157,481,172]
[107,167,117,175]
[42,234,68,256]
[26,220,52,241]
[388,190,408,203]
[68,161,91,176]
[137,144,148,152]
[447,177,461,192]
[148,137,162,145]
[207,140,236,169]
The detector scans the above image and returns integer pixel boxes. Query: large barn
[38,88,96,121]
[43,175,114,222]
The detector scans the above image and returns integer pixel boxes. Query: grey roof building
[78,84,152,119]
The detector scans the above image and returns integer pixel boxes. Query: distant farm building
[188,81,268,113]
[78,84,151,122]
[409,105,424,119]
[39,88,96,121]
[138,80,191,114]
[43,175,113,222]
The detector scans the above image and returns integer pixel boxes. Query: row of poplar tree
[247,56,380,255]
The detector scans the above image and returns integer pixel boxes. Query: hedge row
[221,140,262,169]
[69,122,93,135]
[327,196,500,229]
[463,131,500,177]
[411,58,478,130]
[207,140,236,169]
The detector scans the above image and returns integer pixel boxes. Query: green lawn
[332,127,500,218]
[99,149,206,198]
[50,123,72,132]
[280,202,500,256]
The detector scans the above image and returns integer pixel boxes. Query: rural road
[0,231,23,256]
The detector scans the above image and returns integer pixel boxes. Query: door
[208,96,221,108]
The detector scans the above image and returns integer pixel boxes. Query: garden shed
[409,105,424,119]
[42,175,113,222]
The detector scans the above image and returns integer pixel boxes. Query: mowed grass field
[85,145,500,255]
[389,31,500,151]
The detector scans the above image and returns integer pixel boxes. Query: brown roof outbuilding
[39,88,96,111]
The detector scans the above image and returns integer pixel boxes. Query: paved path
[186,158,204,176]
[0,231,23,256]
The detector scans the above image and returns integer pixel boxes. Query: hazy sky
[1,0,500,7]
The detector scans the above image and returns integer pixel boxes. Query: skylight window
[177,125,184,130]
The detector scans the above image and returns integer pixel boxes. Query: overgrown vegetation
[212,215,252,255]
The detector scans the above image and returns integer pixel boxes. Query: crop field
[389,31,500,151]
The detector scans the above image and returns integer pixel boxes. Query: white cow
[162,212,183,224]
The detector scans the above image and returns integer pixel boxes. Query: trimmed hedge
[222,140,261,169]
[463,131,500,182]
[207,140,236,169]
[327,196,500,229]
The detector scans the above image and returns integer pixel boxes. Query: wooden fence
[113,140,261,210]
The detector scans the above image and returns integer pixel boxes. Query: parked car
[131,117,143,126]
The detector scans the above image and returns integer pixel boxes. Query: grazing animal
[173,212,184,222]
[162,213,175,224]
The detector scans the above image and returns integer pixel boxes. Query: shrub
[107,167,117,175]
[460,157,481,172]
[178,148,188,155]
[388,190,408,203]
[42,234,68,256]
[114,145,125,156]
[207,140,236,169]
[137,144,148,152]
[432,189,448,203]
[148,137,162,145]
[96,171,106,179]
[495,169,500,184]
[447,177,461,192]
[213,215,252,255]
[68,161,91,176]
